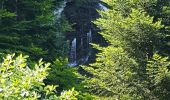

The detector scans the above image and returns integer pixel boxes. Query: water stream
[68,29,93,66]
[78,29,93,65]
[87,29,92,47]
[54,1,67,19]
[64,1,106,66]
[68,38,77,66]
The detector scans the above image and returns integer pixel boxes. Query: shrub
[0,54,59,99]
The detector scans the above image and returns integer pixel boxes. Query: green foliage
[102,0,157,16]
[60,88,79,100]
[0,0,70,61]
[82,0,170,99]
[45,58,96,99]
[0,9,16,18]
[0,54,80,99]
[45,58,79,92]
[1,0,170,99]
[82,47,142,99]
[149,0,170,56]
[95,1,164,61]
[147,54,170,85]
[77,92,98,100]
[146,54,170,99]
[0,54,58,99]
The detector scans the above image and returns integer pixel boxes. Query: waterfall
[68,38,77,66]
[54,1,67,19]
[98,3,107,11]
[80,29,92,64]
[87,29,92,45]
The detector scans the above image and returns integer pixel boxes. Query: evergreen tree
[82,0,169,99]
[94,0,163,62]
[0,0,70,61]
[82,46,140,99]
[146,54,170,99]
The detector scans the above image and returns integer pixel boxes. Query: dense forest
[0,0,170,99]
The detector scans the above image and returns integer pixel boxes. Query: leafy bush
[0,54,58,99]
[60,88,79,100]
[0,54,79,100]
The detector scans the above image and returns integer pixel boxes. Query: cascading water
[54,1,67,19]
[64,1,105,66]
[79,29,93,64]
[70,29,93,65]
[53,0,67,48]
[87,29,92,46]
[68,38,77,66]
[98,3,107,11]
[85,29,92,61]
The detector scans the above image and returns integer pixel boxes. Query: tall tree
[0,0,70,61]
[82,0,169,99]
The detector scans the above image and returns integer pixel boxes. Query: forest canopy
[0,0,170,100]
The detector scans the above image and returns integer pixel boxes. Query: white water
[80,29,92,64]
[98,3,107,11]
[68,38,77,66]
[54,1,67,19]
[87,29,92,46]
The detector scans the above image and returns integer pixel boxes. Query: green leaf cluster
[0,54,56,99]
[0,54,80,100]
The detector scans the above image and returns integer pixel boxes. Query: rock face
[64,0,107,66]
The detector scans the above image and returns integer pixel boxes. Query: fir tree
[0,0,70,61]
[82,0,168,99]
